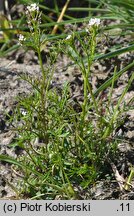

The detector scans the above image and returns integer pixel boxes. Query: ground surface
[0,23,134,199]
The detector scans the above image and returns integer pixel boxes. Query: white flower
[21,110,27,116]
[18,34,25,46]
[88,18,100,27]
[85,28,89,33]
[66,35,72,40]
[27,3,39,12]
[18,34,26,42]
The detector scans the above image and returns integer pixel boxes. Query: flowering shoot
[88,18,101,27]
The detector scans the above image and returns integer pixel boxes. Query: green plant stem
[37,47,46,83]
[37,46,49,144]
[82,76,88,121]
[108,66,117,108]
[124,167,134,190]
[87,81,99,115]
[85,28,99,116]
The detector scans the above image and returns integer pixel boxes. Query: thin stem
[83,28,99,117]
[37,41,49,144]
[37,47,46,83]
[87,80,99,115]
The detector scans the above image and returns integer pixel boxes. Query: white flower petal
[18,34,26,41]
[66,35,72,40]
[88,18,100,27]
[27,3,39,12]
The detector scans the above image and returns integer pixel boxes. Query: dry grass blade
[109,159,125,191]
[51,0,71,34]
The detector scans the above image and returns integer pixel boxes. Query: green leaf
[94,61,134,96]
[0,155,43,177]
[95,44,134,60]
